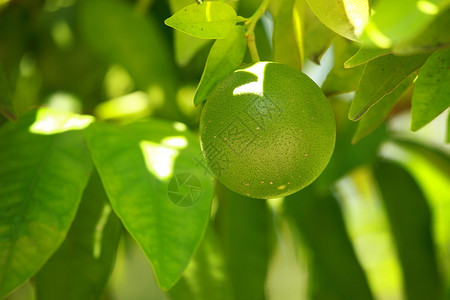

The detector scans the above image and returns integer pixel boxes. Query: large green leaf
[322,38,364,96]
[411,48,450,131]
[349,54,429,121]
[35,171,122,300]
[168,226,232,300]
[84,120,214,290]
[361,0,450,48]
[285,189,374,300]
[0,108,93,298]
[193,26,246,106]
[353,74,415,143]
[0,64,15,121]
[164,2,239,39]
[305,0,369,41]
[272,0,303,69]
[215,182,271,300]
[375,161,443,300]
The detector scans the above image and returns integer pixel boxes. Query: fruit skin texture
[200,61,336,199]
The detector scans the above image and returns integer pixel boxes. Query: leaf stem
[244,0,271,63]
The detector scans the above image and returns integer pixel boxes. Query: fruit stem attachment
[244,0,271,63]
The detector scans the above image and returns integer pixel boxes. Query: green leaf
[392,6,450,55]
[193,26,246,106]
[272,0,303,69]
[361,0,450,48]
[84,120,214,290]
[285,189,374,300]
[411,48,450,131]
[164,2,239,39]
[344,47,390,68]
[0,108,93,298]
[353,74,415,143]
[168,226,232,300]
[167,0,211,66]
[349,53,429,121]
[35,171,122,300]
[302,0,336,64]
[447,111,450,143]
[0,64,16,121]
[374,161,443,300]
[305,0,369,41]
[322,38,364,96]
[215,182,271,300]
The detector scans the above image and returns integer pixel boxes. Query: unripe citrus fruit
[199,61,336,199]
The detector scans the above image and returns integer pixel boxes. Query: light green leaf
[302,0,336,64]
[35,171,122,300]
[447,111,450,143]
[273,0,303,69]
[322,38,364,96]
[349,53,429,121]
[215,182,271,300]
[374,161,443,300]
[411,48,450,131]
[0,108,93,298]
[0,65,16,121]
[164,2,239,39]
[167,0,211,66]
[344,47,390,68]
[168,226,232,300]
[305,0,369,41]
[194,26,246,106]
[84,120,214,290]
[285,189,374,300]
[353,74,415,143]
[361,0,450,48]
[392,6,450,55]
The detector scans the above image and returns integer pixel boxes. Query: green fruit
[199,61,336,199]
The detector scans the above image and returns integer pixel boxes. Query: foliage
[0,0,449,299]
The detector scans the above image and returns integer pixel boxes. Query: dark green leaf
[349,53,429,121]
[302,0,336,64]
[322,38,364,96]
[35,171,122,300]
[353,73,415,143]
[164,2,239,39]
[392,6,450,55]
[305,0,369,41]
[194,26,246,106]
[344,47,390,68]
[215,182,271,300]
[411,48,450,131]
[168,226,232,300]
[0,108,93,298]
[272,0,303,69]
[285,189,374,300]
[85,120,214,290]
[374,161,443,300]
[361,0,450,48]
[0,65,16,121]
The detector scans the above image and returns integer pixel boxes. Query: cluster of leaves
[0,0,449,300]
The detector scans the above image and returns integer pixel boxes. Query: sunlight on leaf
[417,0,440,14]
[93,203,113,259]
[29,108,94,135]
[140,141,179,182]
[94,91,153,122]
